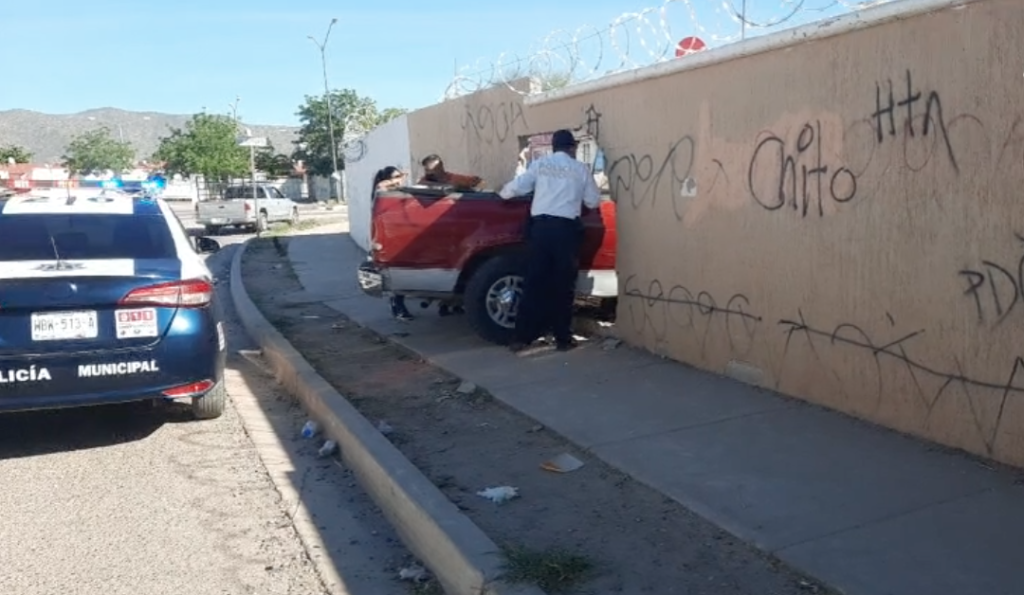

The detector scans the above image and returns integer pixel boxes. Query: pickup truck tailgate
[197,201,247,223]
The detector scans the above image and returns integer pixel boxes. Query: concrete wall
[515,0,1024,467]
[344,114,413,251]
[407,78,533,191]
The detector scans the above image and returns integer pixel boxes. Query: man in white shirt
[498,129,601,352]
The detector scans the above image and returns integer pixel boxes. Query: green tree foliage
[62,127,135,175]
[292,90,407,177]
[0,144,33,164]
[153,113,248,180]
[254,145,294,178]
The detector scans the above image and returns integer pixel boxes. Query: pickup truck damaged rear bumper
[357,261,385,298]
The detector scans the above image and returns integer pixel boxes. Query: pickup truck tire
[191,381,227,420]
[464,253,526,345]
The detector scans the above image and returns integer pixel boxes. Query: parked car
[196,184,299,234]
[0,188,227,419]
[358,185,617,344]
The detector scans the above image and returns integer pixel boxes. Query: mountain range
[0,108,300,164]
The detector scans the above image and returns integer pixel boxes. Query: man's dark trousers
[515,215,581,345]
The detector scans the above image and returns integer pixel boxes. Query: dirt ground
[243,236,833,595]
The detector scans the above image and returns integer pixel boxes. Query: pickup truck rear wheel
[464,253,525,345]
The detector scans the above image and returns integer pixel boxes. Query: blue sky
[0,0,859,125]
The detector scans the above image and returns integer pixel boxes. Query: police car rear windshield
[0,214,177,261]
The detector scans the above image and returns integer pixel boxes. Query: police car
[0,187,228,419]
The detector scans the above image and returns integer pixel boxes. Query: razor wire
[442,0,895,99]
[340,109,374,163]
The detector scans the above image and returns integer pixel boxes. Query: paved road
[0,226,408,595]
[167,200,345,233]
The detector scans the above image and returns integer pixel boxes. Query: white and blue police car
[0,187,227,419]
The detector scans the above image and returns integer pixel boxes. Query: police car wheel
[191,381,227,420]
[464,252,525,345]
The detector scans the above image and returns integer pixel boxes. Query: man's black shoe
[555,338,578,352]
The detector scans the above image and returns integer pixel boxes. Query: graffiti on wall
[777,309,1024,456]
[747,121,859,218]
[960,233,1024,327]
[601,67,1024,462]
[622,274,762,357]
[460,101,528,146]
[872,69,959,174]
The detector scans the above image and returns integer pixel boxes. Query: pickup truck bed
[358,185,617,344]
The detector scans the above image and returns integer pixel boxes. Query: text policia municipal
[0,360,160,383]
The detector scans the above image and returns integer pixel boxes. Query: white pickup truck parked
[196,184,299,234]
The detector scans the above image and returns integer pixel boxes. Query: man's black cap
[551,129,578,149]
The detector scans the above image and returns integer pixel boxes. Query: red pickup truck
[358,186,617,344]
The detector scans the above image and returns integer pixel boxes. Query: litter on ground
[318,440,337,457]
[541,452,585,473]
[300,420,319,439]
[477,486,519,503]
[398,564,429,582]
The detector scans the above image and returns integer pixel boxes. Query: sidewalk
[288,228,1024,595]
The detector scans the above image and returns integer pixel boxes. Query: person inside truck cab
[418,154,484,191]
[372,166,414,321]
[373,164,464,318]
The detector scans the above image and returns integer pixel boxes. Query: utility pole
[740,0,748,40]
[308,18,343,203]
[228,95,241,124]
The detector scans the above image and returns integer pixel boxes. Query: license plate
[31,311,98,341]
[210,218,227,224]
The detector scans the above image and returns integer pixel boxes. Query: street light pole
[228,95,241,124]
[308,18,343,203]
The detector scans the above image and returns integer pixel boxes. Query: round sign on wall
[675,36,707,57]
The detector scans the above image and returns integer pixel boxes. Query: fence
[442,0,896,99]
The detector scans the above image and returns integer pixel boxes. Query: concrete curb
[229,239,545,595]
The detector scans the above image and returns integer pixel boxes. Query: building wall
[344,114,413,250]
[518,0,1024,466]
[406,78,533,191]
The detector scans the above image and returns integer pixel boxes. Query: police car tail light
[162,379,215,398]
[120,279,213,307]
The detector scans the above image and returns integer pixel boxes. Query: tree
[292,89,407,178]
[254,144,295,178]
[0,144,33,164]
[62,127,135,175]
[153,113,248,180]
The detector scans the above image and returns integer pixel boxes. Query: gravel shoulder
[243,235,833,595]
[0,236,416,595]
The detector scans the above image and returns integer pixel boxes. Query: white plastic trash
[318,440,337,457]
[301,420,319,439]
[398,564,429,582]
[476,486,519,503]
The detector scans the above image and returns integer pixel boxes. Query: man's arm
[581,166,601,209]
[498,162,538,199]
